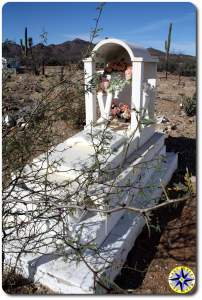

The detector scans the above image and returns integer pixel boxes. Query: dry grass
[2,269,54,295]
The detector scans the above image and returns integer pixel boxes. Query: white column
[83,57,96,127]
[130,60,144,130]
[147,63,157,119]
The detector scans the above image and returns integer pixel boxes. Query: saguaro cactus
[20,27,32,56]
[28,37,33,48]
[165,23,172,79]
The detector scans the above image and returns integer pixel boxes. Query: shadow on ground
[165,136,196,176]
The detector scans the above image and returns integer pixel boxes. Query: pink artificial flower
[119,103,129,112]
[122,109,131,120]
[125,66,132,81]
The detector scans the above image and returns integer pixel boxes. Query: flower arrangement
[104,61,128,73]
[95,61,132,122]
[107,72,128,93]
[97,61,132,93]
[111,99,131,121]
[104,61,132,81]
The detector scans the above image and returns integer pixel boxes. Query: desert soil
[2,71,196,295]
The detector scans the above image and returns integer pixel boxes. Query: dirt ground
[2,72,196,295]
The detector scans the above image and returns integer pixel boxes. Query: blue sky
[2,2,196,55]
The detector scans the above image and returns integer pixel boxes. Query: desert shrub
[168,61,178,73]
[182,92,196,116]
[157,61,165,72]
[157,60,179,74]
[157,58,196,77]
[182,61,196,77]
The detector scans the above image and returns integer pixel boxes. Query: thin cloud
[127,12,195,35]
[129,19,170,35]
[120,37,195,55]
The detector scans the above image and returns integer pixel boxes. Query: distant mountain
[2,38,196,66]
[2,41,21,58]
[147,47,165,57]
[2,38,91,65]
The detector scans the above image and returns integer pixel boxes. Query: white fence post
[83,57,96,127]
[131,60,144,131]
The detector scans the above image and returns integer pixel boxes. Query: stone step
[66,132,166,246]
[5,152,178,294]
[71,146,166,247]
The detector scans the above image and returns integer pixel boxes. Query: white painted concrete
[83,57,97,126]
[5,152,177,294]
[6,132,167,250]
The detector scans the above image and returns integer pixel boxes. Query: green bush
[182,61,196,77]
[182,92,196,116]
[157,58,196,77]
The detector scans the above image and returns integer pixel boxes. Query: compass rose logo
[168,266,195,294]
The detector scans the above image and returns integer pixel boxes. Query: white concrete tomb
[4,38,178,294]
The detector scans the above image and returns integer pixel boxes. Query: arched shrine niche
[83,38,158,135]
[94,42,132,114]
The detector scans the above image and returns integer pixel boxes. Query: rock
[179,111,186,117]
[163,117,170,123]
[16,117,28,128]
[164,124,177,132]
[189,116,196,123]
[3,114,17,127]
[171,124,177,130]
[35,86,43,93]
[156,116,169,124]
